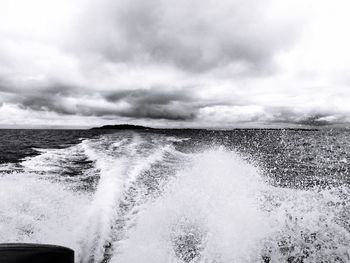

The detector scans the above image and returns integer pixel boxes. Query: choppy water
[0,129,350,262]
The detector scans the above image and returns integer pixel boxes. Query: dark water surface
[0,128,350,262]
[0,129,104,163]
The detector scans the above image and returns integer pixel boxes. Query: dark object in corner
[91,124,154,130]
[0,243,74,263]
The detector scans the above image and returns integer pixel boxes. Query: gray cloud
[118,104,196,121]
[104,88,193,105]
[103,87,198,120]
[263,107,348,126]
[77,0,298,74]
[1,80,199,120]
[2,0,350,128]
[296,115,335,126]
[3,76,349,126]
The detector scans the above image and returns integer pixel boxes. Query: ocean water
[0,129,350,262]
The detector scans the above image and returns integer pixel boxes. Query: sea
[0,128,349,262]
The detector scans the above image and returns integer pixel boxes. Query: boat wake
[0,132,349,262]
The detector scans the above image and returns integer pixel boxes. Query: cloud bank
[0,0,350,128]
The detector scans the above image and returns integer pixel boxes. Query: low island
[91,124,154,130]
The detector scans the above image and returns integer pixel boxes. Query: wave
[76,132,186,262]
[0,132,349,262]
[111,149,350,263]
[0,171,90,251]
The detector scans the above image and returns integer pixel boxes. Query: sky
[0,0,350,128]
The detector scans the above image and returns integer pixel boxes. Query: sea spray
[0,172,89,252]
[77,133,185,262]
[112,148,350,263]
[1,132,350,263]
[113,149,271,262]
[77,137,131,262]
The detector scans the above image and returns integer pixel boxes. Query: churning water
[0,129,350,262]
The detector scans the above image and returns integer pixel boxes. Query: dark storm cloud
[118,104,196,121]
[104,88,193,105]
[0,80,83,115]
[11,95,73,115]
[78,0,298,74]
[19,95,72,115]
[103,87,198,120]
[2,80,200,120]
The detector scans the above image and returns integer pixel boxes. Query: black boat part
[0,243,74,263]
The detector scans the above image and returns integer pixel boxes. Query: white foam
[111,148,350,263]
[77,133,176,262]
[2,134,350,263]
[21,144,85,175]
[0,172,90,252]
[113,149,271,262]
[77,138,130,262]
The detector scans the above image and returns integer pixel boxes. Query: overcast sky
[1,0,350,128]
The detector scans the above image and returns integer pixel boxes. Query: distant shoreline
[3,124,346,131]
[90,124,320,131]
